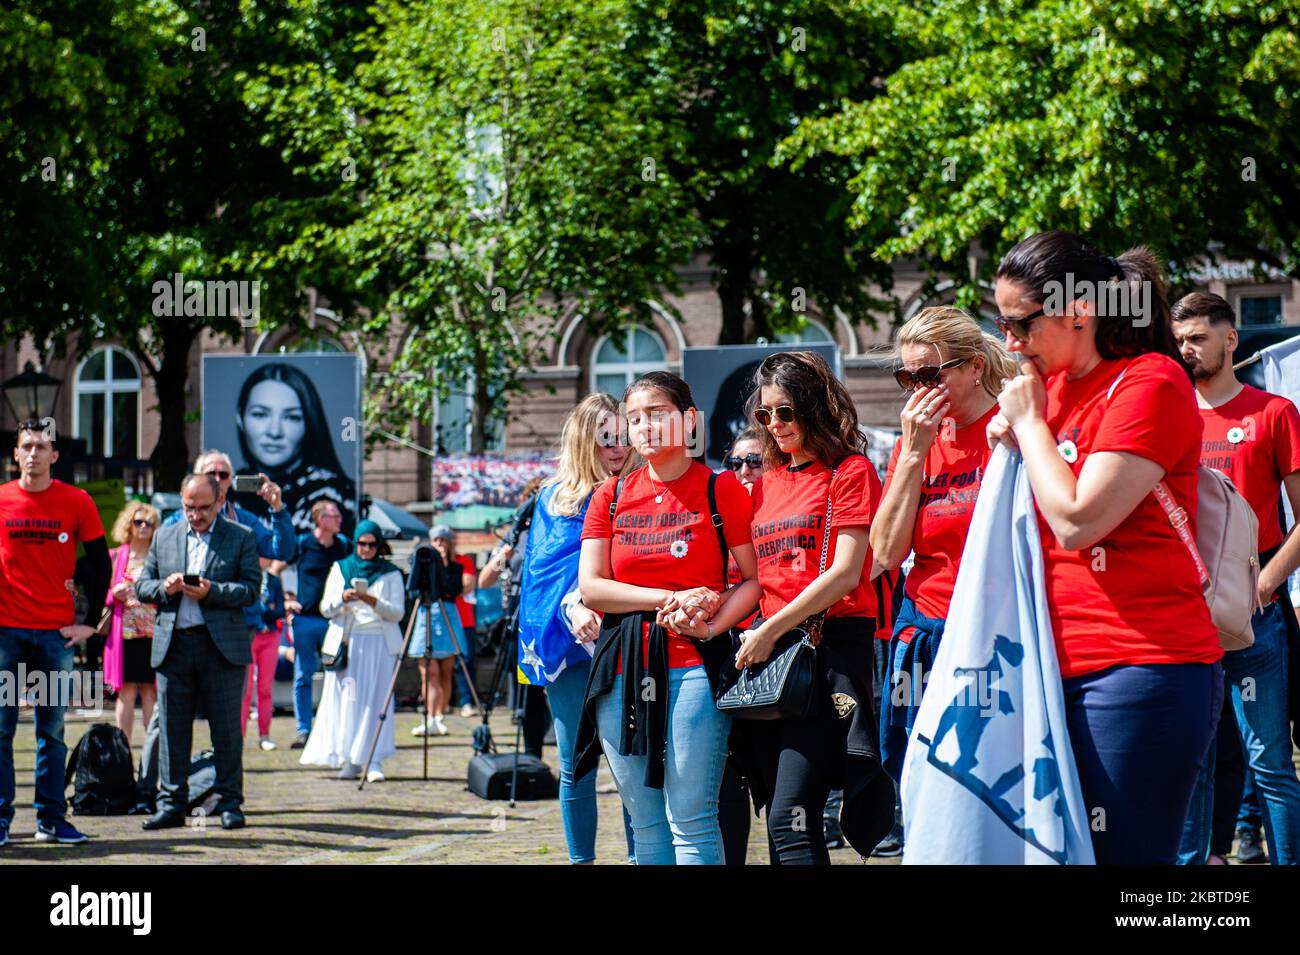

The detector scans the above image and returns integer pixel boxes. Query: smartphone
[351,578,368,595]
[232,474,264,493]
[182,574,201,586]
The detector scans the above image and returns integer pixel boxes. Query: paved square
[2,710,888,865]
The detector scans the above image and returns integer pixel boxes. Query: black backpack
[65,723,137,815]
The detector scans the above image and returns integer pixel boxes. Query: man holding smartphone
[135,473,261,831]
[134,449,294,813]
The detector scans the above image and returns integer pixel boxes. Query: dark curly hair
[747,351,866,470]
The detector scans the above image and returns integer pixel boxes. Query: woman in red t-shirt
[872,306,1016,784]
[573,371,759,865]
[737,351,893,863]
[988,230,1224,865]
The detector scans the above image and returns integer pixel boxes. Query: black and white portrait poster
[202,354,362,536]
[682,343,841,469]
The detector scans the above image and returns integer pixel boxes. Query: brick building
[2,253,1295,509]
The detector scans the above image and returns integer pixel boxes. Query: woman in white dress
[300,520,405,782]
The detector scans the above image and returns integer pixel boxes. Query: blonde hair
[111,502,161,547]
[547,394,629,517]
[895,306,1017,398]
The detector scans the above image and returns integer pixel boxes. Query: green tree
[0,0,370,485]
[629,0,909,342]
[250,0,702,451]
[782,0,1300,303]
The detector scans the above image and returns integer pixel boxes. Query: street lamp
[1,361,62,426]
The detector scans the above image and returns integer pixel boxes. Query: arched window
[590,326,667,395]
[74,346,141,457]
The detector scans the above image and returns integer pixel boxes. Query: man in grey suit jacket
[135,473,260,830]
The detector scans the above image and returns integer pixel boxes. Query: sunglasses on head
[993,307,1047,341]
[893,356,970,392]
[753,405,796,427]
[726,453,763,471]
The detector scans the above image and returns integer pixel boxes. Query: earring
[1073,322,1083,330]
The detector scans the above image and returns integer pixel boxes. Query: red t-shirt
[453,553,476,628]
[885,404,998,622]
[0,479,106,630]
[1198,385,1300,553]
[750,454,883,625]
[583,462,754,668]
[1040,353,1220,679]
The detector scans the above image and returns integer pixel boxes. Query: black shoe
[220,810,246,830]
[1235,827,1266,864]
[141,811,186,831]
[290,732,309,750]
[126,801,154,816]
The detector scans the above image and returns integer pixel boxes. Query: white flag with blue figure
[901,445,1094,865]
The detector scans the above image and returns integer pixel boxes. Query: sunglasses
[726,453,763,471]
[132,518,155,529]
[357,539,379,549]
[204,470,232,480]
[753,405,796,427]
[993,307,1047,341]
[894,356,970,392]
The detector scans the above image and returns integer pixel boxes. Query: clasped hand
[656,586,722,638]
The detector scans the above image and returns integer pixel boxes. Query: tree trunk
[470,340,490,454]
[712,223,754,346]
[146,320,200,489]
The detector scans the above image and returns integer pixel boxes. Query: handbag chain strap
[802,465,838,647]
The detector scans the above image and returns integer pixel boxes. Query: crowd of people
[501,229,1300,866]
[1,229,1297,866]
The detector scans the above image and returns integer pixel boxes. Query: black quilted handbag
[716,469,836,721]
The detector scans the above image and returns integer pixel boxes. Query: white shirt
[177,524,212,629]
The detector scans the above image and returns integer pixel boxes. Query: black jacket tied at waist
[573,609,730,790]
[573,611,670,789]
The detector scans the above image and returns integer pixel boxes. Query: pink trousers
[241,628,281,737]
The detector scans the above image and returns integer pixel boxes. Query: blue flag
[516,484,591,686]
[902,446,1095,864]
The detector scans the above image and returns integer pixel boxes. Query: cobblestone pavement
[2,710,891,865]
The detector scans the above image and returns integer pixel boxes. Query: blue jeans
[595,666,731,865]
[1239,768,1263,831]
[1185,605,1294,867]
[0,627,75,826]
[1181,601,1300,864]
[291,614,327,736]
[546,661,598,863]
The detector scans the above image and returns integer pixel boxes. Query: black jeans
[748,707,843,865]
[719,751,751,865]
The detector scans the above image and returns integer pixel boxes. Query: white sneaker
[411,718,433,737]
[335,762,362,780]
[433,715,449,736]
[459,703,476,718]
[258,737,277,752]
[366,768,385,783]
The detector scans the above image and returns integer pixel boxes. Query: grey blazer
[135,513,261,667]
